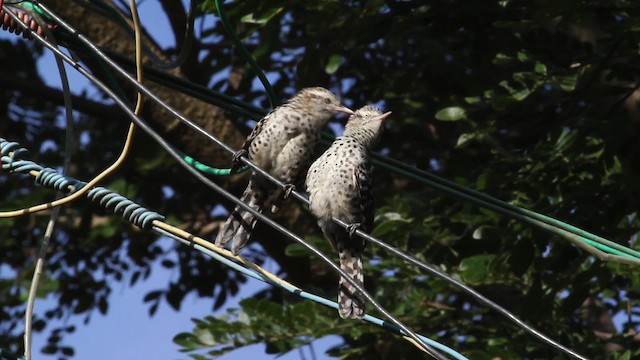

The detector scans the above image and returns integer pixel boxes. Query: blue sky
[1,1,340,359]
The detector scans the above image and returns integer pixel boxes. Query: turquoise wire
[7,1,51,21]
[180,150,248,175]
[371,158,640,263]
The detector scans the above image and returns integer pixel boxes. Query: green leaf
[435,106,466,121]
[375,212,410,222]
[173,332,195,348]
[464,96,481,104]
[534,62,547,75]
[459,254,495,285]
[194,327,217,346]
[284,243,307,257]
[372,212,411,237]
[371,219,406,237]
[616,350,632,360]
[456,132,477,147]
[487,337,508,346]
[517,51,529,62]
[472,226,489,240]
[556,72,580,91]
[476,173,488,191]
[325,54,344,75]
[285,235,326,256]
[555,127,577,152]
[493,52,514,66]
[240,7,283,24]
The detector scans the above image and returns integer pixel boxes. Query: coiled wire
[0,1,54,39]
[1,138,164,229]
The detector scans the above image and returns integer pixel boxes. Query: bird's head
[344,105,391,147]
[345,105,391,132]
[294,87,354,117]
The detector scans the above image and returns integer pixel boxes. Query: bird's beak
[335,105,356,116]
[374,111,392,122]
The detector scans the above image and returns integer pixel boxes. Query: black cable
[147,0,197,71]
[101,49,263,119]
[75,0,195,71]
[11,5,447,358]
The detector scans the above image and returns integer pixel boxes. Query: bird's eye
[324,98,331,104]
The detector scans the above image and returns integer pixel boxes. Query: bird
[215,87,355,256]
[305,105,391,319]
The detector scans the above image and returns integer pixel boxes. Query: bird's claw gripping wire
[282,183,296,200]
[270,184,296,213]
[231,149,248,173]
[347,223,362,238]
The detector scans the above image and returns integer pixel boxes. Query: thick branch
[1,71,128,122]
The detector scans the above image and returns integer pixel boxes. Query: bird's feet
[231,149,248,172]
[270,184,296,213]
[346,223,361,238]
[282,183,296,199]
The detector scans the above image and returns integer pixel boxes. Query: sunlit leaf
[435,106,466,121]
[325,54,344,75]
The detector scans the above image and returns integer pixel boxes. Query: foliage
[2,0,640,359]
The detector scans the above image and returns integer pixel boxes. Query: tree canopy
[2,0,640,359]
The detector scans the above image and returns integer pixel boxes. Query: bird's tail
[337,247,365,319]
[214,175,265,255]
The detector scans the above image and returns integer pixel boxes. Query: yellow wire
[151,220,300,289]
[0,125,136,218]
[0,0,146,219]
[151,221,432,353]
[129,0,144,115]
[403,336,433,355]
[151,221,430,354]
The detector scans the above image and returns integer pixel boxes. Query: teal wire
[179,149,248,175]
[371,156,640,263]
[153,227,468,360]
[54,29,247,177]
[214,0,277,109]
[6,0,51,20]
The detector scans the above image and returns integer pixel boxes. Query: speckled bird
[215,87,354,256]
[305,105,391,318]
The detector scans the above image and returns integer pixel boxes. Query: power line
[6,7,592,357]
[51,5,640,265]
[2,2,608,358]
[4,8,448,357]
[46,0,639,266]
[214,0,277,108]
[77,0,640,265]
[17,6,74,359]
[0,137,463,360]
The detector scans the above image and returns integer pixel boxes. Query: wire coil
[0,3,54,39]
[35,168,75,193]
[1,138,164,229]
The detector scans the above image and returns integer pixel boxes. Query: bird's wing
[352,160,374,234]
[239,109,275,153]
